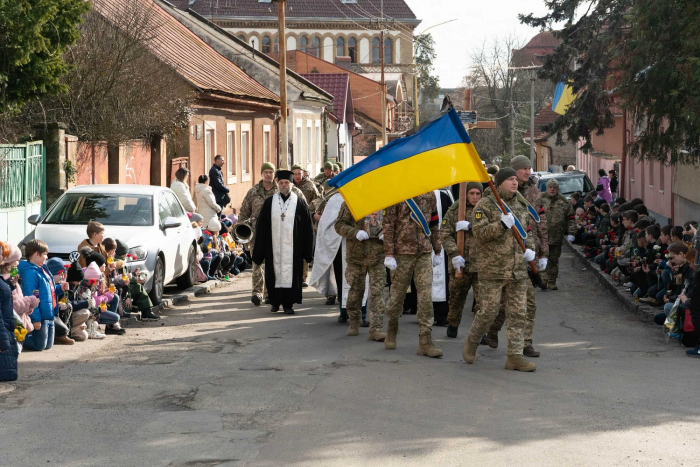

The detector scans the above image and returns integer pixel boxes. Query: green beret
[290,164,303,171]
[324,161,334,170]
[466,182,483,194]
[261,162,276,174]
[487,165,499,175]
[510,155,532,171]
[495,168,518,187]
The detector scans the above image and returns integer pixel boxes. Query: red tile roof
[92,0,279,104]
[300,73,353,124]
[525,106,560,140]
[169,0,417,21]
[512,31,561,67]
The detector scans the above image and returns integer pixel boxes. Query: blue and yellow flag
[328,109,490,220]
[552,81,575,115]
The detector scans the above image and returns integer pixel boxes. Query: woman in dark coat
[0,242,19,382]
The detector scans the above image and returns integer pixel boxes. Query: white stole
[271,192,298,288]
[431,189,452,302]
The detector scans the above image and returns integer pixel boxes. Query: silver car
[20,185,198,304]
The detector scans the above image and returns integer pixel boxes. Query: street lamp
[414,19,457,127]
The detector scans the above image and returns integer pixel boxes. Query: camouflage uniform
[313,173,329,195]
[541,191,577,286]
[487,179,547,347]
[334,203,385,333]
[240,181,306,298]
[441,201,480,328]
[384,192,442,334]
[465,188,534,356]
[295,177,320,283]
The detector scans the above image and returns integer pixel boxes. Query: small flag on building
[328,109,490,220]
[552,81,576,115]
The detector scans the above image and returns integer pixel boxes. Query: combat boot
[347,317,360,336]
[368,328,386,342]
[505,355,537,372]
[486,334,498,348]
[547,282,558,290]
[416,332,443,358]
[462,339,479,364]
[385,318,399,350]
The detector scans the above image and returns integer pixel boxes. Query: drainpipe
[337,122,341,165]
[621,110,627,200]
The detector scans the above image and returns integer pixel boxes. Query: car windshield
[538,175,592,194]
[43,193,153,226]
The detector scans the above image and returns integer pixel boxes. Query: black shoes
[105,327,126,335]
[251,295,262,306]
[361,319,370,328]
[284,308,295,315]
[141,309,161,321]
[302,282,309,288]
[264,297,270,304]
[325,296,336,305]
[271,304,280,313]
[446,325,458,338]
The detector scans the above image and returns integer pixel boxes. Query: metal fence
[0,141,45,209]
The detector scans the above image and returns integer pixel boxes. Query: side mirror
[163,217,182,229]
[27,214,40,226]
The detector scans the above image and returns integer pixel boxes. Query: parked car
[19,185,198,304]
[536,171,595,199]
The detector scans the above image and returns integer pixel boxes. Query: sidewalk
[566,242,658,323]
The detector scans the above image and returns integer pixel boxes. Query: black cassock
[252,194,314,307]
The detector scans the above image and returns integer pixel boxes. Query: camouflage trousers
[303,260,309,282]
[386,254,433,332]
[466,279,528,356]
[487,284,536,347]
[544,243,562,285]
[346,261,385,332]
[447,272,479,328]
[252,262,267,298]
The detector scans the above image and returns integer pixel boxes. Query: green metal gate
[0,141,45,211]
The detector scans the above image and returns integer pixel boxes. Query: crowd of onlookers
[569,169,700,358]
[0,160,250,382]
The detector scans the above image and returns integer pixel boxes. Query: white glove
[501,213,515,228]
[524,249,536,262]
[356,230,369,241]
[384,257,397,270]
[379,234,384,242]
[88,298,96,308]
[538,258,548,270]
[456,220,471,231]
[566,235,575,242]
[432,255,442,267]
[452,255,466,270]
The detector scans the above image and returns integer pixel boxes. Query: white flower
[653,245,661,250]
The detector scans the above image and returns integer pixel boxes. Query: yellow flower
[107,257,114,264]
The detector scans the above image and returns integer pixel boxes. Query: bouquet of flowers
[13,317,27,343]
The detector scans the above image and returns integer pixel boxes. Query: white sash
[431,189,452,302]
[271,192,298,288]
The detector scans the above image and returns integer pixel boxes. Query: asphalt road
[1,247,699,467]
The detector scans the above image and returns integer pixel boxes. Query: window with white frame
[226,123,236,182]
[263,125,271,163]
[204,121,216,169]
[241,123,251,181]
[295,120,303,164]
[306,122,312,163]
[315,121,321,163]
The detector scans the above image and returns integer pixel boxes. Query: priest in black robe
[252,170,314,314]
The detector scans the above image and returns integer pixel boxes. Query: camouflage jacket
[541,192,576,245]
[383,192,442,256]
[471,189,534,281]
[294,177,320,207]
[313,173,329,194]
[519,178,549,259]
[334,202,384,265]
[441,201,478,274]
[239,181,305,249]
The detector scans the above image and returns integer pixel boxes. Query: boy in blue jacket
[19,240,64,351]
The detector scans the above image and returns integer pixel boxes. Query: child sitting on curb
[65,261,93,342]
[45,258,74,345]
[113,239,159,321]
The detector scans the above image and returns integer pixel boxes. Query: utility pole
[274,0,289,169]
[380,0,387,147]
[413,42,419,127]
[529,69,536,166]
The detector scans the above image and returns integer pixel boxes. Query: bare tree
[4,0,194,144]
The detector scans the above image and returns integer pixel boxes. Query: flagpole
[455,182,466,278]
[487,180,540,276]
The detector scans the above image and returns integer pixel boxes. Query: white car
[21,185,198,304]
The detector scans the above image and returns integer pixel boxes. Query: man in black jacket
[209,155,230,210]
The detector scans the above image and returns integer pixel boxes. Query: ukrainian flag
[553,81,575,115]
[328,109,489,220]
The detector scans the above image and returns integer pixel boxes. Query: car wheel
[149,256,165,305]
[176,243,196,289]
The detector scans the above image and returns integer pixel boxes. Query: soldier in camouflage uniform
[486,155,548,358]
[313,161,334,194]
[463,168,537,372]
[334,204,386,341]
[383,192,443,358]
[441,182,483,339]
[292,164,320,286]
[541,178,577,289]
[240,163,306,306]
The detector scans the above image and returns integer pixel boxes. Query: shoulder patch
[442,219,446,225]
[382,209,386,216]
[475,209,483,220]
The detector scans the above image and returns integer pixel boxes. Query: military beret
[510,155,532,171]
[495,168,518,187]
[290,164,303,171]
[487,165,499,175]
[261,162,276,174]
[324,161,334,170]
[546,178,559,189]
[466,182,483,194]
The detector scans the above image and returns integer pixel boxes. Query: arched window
[372,38,380,63]
[311,36,321,57]
[262,35,271,54]
[274,36,279,53]
[336,37,345,57]
[348,37,357,63]
[237,35,245,42]
[299,35,307,52]
[384,37,392,64]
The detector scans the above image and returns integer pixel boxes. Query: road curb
[565,242,658,323]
